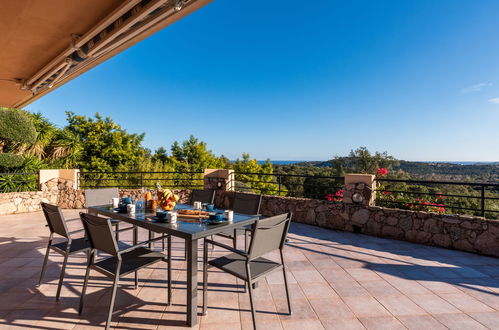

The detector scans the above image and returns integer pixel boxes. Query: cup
[127,203,136,214]
[111,197,119,208]
[156,211,167,220]
[193,201,202,210]
[168,212,177,223]
[122,197,132,204]
[224,210,234,221]
[206,204,215,212]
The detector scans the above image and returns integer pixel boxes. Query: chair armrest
[118,235,168,254]
[204,239,248,257]
[68,229,85,235]
[65,217,81,223]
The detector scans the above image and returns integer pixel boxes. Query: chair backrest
[190,189,215,204]
[80,212,119,256]
[233,193,262,215]
[248,213,292,260]
[41,202,69,238]
[84,188,119,208]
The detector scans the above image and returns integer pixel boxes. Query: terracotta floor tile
[376,295,426,316]
[343,297,390,318]
[397,315,447,330]
[358,280,401,298]
[309,298,355,319]
[281,318,324,330]
[321,317,366,330]
[300,282,338,299]
[468,311,499,329]
[408,294,460,314]
[440,292,494,313]
[358,316,406,330]
[434,313,488,329]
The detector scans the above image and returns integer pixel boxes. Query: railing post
[278,174,282,196]
[481,185,486,217]
[140,172,144,189]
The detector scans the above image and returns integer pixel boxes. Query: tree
[330,147,399,175]
[169,135,226,172]
[65,112,146,172]
[232,153,280,195]
[0,108,37,169]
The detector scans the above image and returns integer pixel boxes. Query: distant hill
[282,160,499,182]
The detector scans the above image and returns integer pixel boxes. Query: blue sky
[27,0,499,161]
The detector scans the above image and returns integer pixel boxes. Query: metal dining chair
[78,212,171,330]
[203,213,293,329]
[39,202,90,301]
[190,189,215,204]
[215,193,262,250]
[84,188,135,241]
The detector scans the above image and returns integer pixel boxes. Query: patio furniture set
[38,188,292,329]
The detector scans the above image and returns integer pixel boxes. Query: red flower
[384,191,390,195]
[376,168,388,176]
[439,207,445,213]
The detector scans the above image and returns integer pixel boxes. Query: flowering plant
[325,189,343,202]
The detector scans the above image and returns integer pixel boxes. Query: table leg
[186,238,198,326]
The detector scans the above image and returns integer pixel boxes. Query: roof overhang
[0,0,213,108]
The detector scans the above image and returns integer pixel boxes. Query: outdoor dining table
[88,203,260,327]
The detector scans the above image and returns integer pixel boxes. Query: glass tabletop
[89,203,260,239]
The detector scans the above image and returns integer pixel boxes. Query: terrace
[0,169,498,328]
[2,208,499,329]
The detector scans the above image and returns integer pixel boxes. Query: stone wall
[213,191,499,258]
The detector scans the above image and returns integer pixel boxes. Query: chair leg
[184,239,187,260]
[134,271,138,289]
[245,230,249,252]
[79,259,92,315]
[281,252,292,315]
[106,273,120,330]
[55,251,70,301]
[114,223,120,242]
[233,229,237,249]
[167,235,172,306]
[247,279,257,329]
[148,231,153,249]
[202,239,208,315]
[38,237,52,286]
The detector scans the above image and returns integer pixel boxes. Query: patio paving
[1,210,499,329]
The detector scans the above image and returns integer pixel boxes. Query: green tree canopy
[330,147,399,175]
[169,135,226,172]
[0,108,37,169]
[232,153,280,195]
[65,112,146,172]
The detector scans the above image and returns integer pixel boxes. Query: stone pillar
[39,169,79,190]
[343,174,376,206]
[204,169,235,191]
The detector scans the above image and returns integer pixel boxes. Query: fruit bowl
[157,189,180,211]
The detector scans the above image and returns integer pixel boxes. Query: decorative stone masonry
[204,169,235,191]
[213,190,499,258]
[343,173,376,206]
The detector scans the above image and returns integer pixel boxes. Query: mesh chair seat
[94,247,166,276]
[208,253,281,281]
[52,238,90,253]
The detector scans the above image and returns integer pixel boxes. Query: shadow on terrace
[1,209,499,329]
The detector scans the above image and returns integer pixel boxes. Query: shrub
[0,108,37,144]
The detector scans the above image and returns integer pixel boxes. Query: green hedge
[0,153,24,169]
[0,108,36,144]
